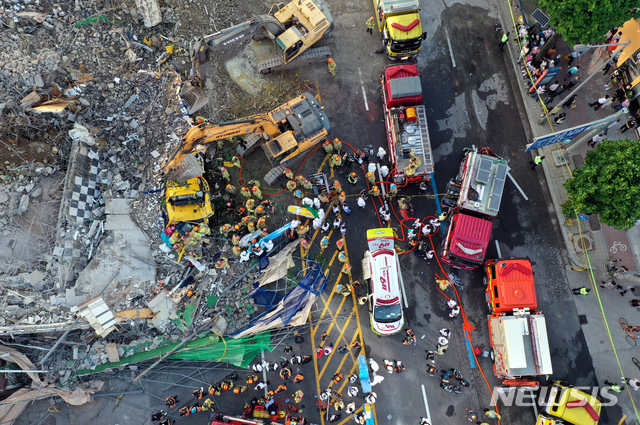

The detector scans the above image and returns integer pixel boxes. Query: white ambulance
[362,228,405,335]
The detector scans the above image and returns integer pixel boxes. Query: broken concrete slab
[23,270,45,287]
[134,0,162,27]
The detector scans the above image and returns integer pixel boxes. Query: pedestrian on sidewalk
[548,80,560,92]
[553,113,567,125]
[567,94,579,109]
[604,119,621,135]
[499,31,510,51]
[619,119,637,134]
[530,155,545,170]
[564,66,580,81]
[565,51,583,66]
[589,95,611,111]
[566,75,580,90]
[588,134,604,148]
[572,286,591,295]
[625,377,640,391]
[613,98,631,111]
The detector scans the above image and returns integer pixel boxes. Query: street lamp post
[537,40,632,124]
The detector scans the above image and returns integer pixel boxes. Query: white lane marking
[358,67,369,111]
[421,384,432,422]
[445,28,456,68]
[495,240,502,258]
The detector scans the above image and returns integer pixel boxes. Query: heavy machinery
[164,174,214,226]
[537,381,601,425]
[193,0,333,75]
[381,63,433,184]
[163,93,331,184]
[440,147,509,270]
[373,0,426,60]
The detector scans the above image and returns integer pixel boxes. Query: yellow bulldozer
[163,93,331,185]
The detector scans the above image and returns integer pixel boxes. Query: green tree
[564,139,640,230]
[537,0,640,45]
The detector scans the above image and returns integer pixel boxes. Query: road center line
[358,67,369,111]
[421,384,432,422]
[445,28,456,68]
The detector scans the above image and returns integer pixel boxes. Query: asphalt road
[304,0,600,423]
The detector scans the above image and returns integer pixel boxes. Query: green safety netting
[74,332,272,376]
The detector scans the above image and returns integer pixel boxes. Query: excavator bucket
[179,81,209,115]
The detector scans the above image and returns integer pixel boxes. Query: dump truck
[163,93,330,184]
[485,258,553,389]
[537,381,601,425]
[193,0,333,75]
[440,147,509,270]
[373,0,426,60]
[381,64,433,184]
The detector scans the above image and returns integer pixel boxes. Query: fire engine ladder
[415,105,433,174]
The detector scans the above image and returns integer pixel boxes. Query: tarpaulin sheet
[0,345,104,425]
[231,262,327,339]
[257,240,299,286]
[74,333,272,375]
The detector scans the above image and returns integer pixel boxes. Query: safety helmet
[324,140,331,145]
[252,187,258,192]
[367,172,373,176]
[390,184,397,189]
[328,58,333,63]
[351,172,357,178]
[341,191,345,196]
[220,167,226,172]
[187,290,193,297]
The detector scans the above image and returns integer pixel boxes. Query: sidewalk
[494,0,640,422]
[500,4,639,276]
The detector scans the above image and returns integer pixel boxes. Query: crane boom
[163,117,280,181]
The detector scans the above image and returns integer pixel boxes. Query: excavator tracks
[258,46,331,74]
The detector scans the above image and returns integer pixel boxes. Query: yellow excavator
[192,0,334,75]
[163,93,331,185]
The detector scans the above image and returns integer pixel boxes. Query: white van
[362,229,405,335]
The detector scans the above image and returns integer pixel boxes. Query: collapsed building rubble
[0,0,333,422]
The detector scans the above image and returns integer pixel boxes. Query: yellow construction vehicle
[163,93,331,185]
[164,160,214,226]
[193,0,333,75]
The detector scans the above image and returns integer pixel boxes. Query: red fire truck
[484,258,553,389]
[440,147,508,270]
[381,64,434,184]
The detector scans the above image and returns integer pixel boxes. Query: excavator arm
[163,116,281,182]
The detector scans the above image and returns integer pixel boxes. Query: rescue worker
[369,186,380,197]
[178,407,190,417]
[165,396,178,408]
[190,404,202,414]
[605,380,624,393]
[276,384,288,394]
[193,387,203,400]
[333,138,342,152]
[256,216,267,229]
[287,180,297,191]
[498,31,509,51]
[301,238,311,251]
[294,189,305,199]
[221,380,233,391]
[231,234,241,246]
[293,374,304,383]
[297,224,309,237]
[244,198,255,213]
[224,183,236,194]
[233,385,248,394]
[252,186,262,199]
[398,196,410,210]
[348,172,358,185]
[232,156,241,168]
[293,389,304,403]
[202,398,214,411]
[338,191,346,203]
[285,168,294,179]
[333,373,343,383]
[366,16,375,34]
[367,171,375,185]
[336,238,344,251]
[323,140,334,153]
[342,262,352,275]
[427,364,437,376]
[333,180,342,193]
[331,154,342,168]
[220,167,230,181]
[531,155,545,170]
[280,367,292,380]
[320,235,329,250]
[247,221,257,233]
[387,183,398,198]
[240,186,251,198]
[301,179,313,190]
[327,58,337,77]
[438,211,447,222]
